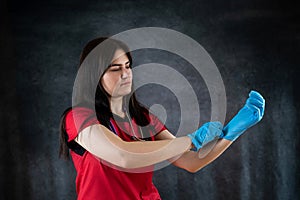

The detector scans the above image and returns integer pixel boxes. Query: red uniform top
[65,106,167,200]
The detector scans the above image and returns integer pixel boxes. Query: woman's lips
[120,81,131,86]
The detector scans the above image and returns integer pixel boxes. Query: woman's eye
[110,68,120,71]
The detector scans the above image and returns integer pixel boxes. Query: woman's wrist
[185,136,195,151]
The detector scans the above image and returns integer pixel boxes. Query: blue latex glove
[220,90,265,141]
[187,121,223,151]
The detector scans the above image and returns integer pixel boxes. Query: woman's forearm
[172,139,232,173]
[75,124,192,169]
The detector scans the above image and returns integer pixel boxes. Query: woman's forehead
[111,49,129,64]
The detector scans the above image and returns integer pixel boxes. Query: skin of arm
[155,130,232,173]
[75,124,192,169]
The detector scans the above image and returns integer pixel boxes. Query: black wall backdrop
[1,0,299,199]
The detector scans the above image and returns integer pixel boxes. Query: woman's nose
[121,67,130,79]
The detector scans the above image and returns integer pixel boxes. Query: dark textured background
[1,0,299,199]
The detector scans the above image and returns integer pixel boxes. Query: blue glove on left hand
[220,90,265,141]
[187,121,223,151]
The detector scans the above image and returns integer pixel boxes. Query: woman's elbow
[173,160,203,173]
[184,165,204,173]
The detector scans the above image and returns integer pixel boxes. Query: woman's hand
[220,90,265,141]
[187,121,223,151]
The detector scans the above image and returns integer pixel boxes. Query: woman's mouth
[120,81,131,86]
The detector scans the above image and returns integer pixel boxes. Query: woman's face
[101,49,132,98]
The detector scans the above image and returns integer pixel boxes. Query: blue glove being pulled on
[187,121,223,151]
[220,90,265,141]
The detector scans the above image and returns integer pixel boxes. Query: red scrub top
[65,106,167,200]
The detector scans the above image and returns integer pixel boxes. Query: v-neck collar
[112,113,131,122]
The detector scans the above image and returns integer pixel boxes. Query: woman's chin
[112,89,132,98]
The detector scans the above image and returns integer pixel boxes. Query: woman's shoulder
[65,106,96,117]
[64,106,97,127]
[64,106,99,140]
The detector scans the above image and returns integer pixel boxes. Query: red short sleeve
[65,107,100,142]
[148,112,167,134]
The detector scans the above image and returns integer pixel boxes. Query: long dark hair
[59,37,149,159]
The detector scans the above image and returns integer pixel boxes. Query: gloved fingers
[247,98,265,117]
[219,91,265,142]
[247,90,265,117]
[246,103,263,120]
[201,122,210,129]
[249,90,265,103]
[192,124,207,144]
[207,121,223,131]
[246,97,264,108]
[209,122,224,137]
[192,121,223,149]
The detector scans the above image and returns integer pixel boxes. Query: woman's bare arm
[155,130,232,173]
[75,124,192,169]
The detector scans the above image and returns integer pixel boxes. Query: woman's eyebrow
[111,61,130,67]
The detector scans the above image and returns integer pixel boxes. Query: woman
[59,37,265,200]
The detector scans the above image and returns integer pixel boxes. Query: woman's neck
[110,97,125,118]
